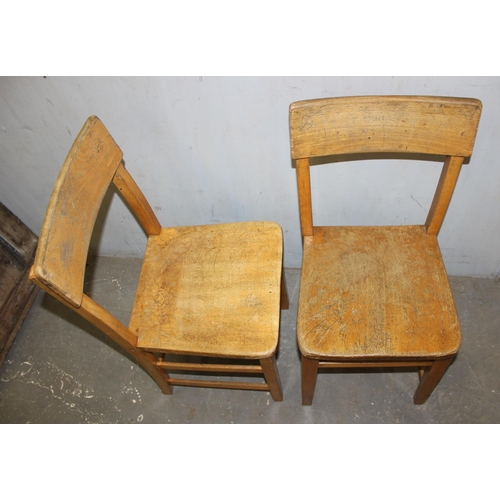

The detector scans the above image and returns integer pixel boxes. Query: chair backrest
[31,117,161,339]
[32,116,161,309]
[289,96,482,237]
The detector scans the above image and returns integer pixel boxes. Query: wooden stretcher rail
[167,378,270,391]
[156,361,263,373]
[319,361,434,368]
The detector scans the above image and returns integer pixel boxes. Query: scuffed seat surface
[297,225,461,359]
[131,222,283,358]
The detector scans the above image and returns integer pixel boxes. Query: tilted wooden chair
[30,116,288,401]
[289,96,482,405]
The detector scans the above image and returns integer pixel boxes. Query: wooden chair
[289,96,482,405]
[30,116,288,401]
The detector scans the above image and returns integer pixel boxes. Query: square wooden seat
[298,225,460,360]
[290,96,482,405]
[131,222,283,359]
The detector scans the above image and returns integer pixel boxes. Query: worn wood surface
[32,116,123,308]
[295,158,314,237]
[113,162,161,236]
[297,226,461,359]
[0,203,38,310]
[131,221,283,358]
[291,95,482,404]
[425,156,464,235]
[0,268,38,367]
[30,115,286,399]
[0,202,39,367]
[291,95,482,361]
[290,95,482,159]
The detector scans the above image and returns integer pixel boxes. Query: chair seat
[130,221,283,359]
[297,225,461,359]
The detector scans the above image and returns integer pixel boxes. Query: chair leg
[260,355,283,401]
[413,357,453,405]
[280,269,289,310]
[302,356,319,405]
[137,350,173,395]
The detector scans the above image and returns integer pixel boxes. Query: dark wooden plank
[0,273,38,366]
[0,202,39,367]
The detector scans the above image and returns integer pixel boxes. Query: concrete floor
[1,256,499,424]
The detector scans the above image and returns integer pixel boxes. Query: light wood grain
[167,378,269,391]
[290,95,482,159]
[296,158,314,237]
[425,156,464,235]
[32,116,122,307]
[30,116,287,400]
[130,222,283,358]
[156,361,264,373]
[298,226,460,359]
[113,162,161,236]
[290,95,482,404]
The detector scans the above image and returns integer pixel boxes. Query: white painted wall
[1,76,499,276]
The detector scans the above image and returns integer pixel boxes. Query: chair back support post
[296,158,314,237]
[425,156,464,235]
[113,162,161,236]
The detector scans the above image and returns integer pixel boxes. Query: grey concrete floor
[1,256,500,424]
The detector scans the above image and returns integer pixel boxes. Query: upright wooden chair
[289,96,482,405]
[30,116,288,401]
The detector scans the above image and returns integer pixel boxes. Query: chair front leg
[301,356,319,405]
[260,355,283,401]
[413,357,453,405]
[138,350,173,395]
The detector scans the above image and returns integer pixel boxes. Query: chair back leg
[280,271,289,310]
